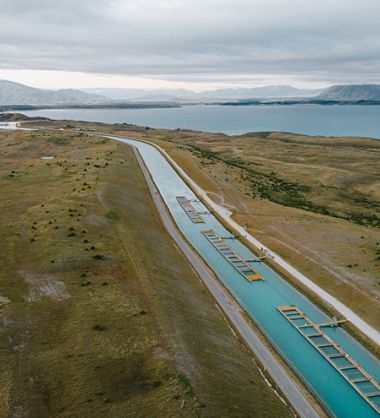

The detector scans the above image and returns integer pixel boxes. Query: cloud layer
[1,0,379,85]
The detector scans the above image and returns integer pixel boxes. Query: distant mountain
[317,84,380,101]
[4,80,379,106]
[201,85,324,99]
[0,80,110,105]
[85,85,325,102]
[85,88,195,101]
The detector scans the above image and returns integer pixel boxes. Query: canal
[110,136,380,418]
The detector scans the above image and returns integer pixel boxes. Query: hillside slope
[318,84,380,100]
[0,129,291,418]
[0,80,109,105]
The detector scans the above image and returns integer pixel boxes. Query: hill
[0,127,291,417]
[318,84,380,100]
[0,80,110,105]
[0,112,49,122]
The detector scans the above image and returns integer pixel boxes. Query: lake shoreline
[11,104,380,139]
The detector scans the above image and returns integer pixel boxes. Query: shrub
[80,281,91,287]
[93,324,106,331]
[93,254,106,260]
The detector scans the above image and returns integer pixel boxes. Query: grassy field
[82,124,380,334]
[0,128,292,418]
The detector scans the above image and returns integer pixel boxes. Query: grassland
[0,129,292,418]
[50,121,379,335]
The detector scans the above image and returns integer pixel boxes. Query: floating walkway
[202,229,262,281]
[176,196,205,223]
[278,306,380,414]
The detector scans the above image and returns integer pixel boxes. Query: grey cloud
[0,0,379,84]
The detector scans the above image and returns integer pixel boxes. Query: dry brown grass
[101,126,380,332]
[0,129,291,418]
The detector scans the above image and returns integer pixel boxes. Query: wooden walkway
[202,229,262,281]
[176,196,205,223]
[278,305,380,414]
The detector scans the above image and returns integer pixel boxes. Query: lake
[20,104,380,138]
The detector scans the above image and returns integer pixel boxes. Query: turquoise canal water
[113,136,380,417]
[19,104,380,138]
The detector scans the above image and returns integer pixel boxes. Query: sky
[0,0,379,91]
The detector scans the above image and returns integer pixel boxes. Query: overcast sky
[0,0,379,90]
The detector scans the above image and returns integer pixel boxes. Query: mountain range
[0,80,109,105]
[85,85,324,101]
[317,84,380,101]
[1,79,380,105]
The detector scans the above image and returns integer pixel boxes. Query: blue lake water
[110,136,380,418]
[21,104,380,138]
